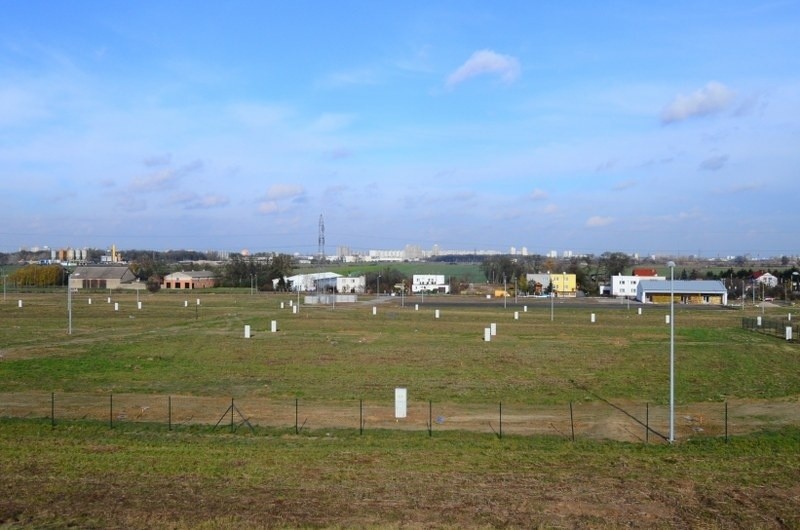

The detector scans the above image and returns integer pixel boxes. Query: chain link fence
[742,316,799,342]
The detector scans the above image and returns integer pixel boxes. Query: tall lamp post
[667,261,676,443]
[377,274,381,300]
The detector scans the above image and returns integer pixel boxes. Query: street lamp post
[514,276,518,305]
[376,274,381,300]
[667,261,676,443]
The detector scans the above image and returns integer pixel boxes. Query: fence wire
[1,391,795,443]
[742,316,799,342]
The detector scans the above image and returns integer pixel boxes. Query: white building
[336,276,366,294]
[274,272,341,292]
[611,274,665,298]
[754,272,778,288]
[412,274,450,294]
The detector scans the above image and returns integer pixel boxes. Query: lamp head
[666,261,676,268]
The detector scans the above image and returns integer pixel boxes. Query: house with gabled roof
[69,266,138,290]
[753,271,778,288]
[162,270,217,289]
[636,279,728,305]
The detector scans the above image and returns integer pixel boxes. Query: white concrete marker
[395,388,407,419]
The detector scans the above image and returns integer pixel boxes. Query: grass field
[1,290,798,528]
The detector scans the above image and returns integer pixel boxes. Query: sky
[1,1,799,258]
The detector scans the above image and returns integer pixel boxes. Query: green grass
[1,292,799,405]
[0,418,797,528]
[1,291,799,527]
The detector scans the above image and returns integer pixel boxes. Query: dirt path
[1,391,796,442]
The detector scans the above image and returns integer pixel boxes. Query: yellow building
[551,273,577,297]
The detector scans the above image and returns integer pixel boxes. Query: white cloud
[661,81,735,124]
[586,216,613,227]
[698,154,729,171]
[309,113,354,133]
[714,182,763,195]
[229,103,292,128]
[129,160,203,192]
[530,188,548,201]
[130,169,181,192]
[143,153,172,167]
[265,184,305,201]
[446,49,521,89]
[317,69,379,89]
[612,179,637,191]
[258,201,280,214]
[171,192,229,209]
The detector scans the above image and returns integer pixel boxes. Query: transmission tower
[318,214,325,262]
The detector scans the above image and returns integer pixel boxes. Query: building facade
[69,266,138,290]
[412,274,450,294]
[611,274,666,298]
[636,280,728,305]
[162,271,217,289]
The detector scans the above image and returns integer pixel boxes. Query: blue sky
[1,1,798,258]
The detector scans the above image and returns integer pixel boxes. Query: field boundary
[2,391,797,444]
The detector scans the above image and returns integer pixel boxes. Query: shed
[69,266,138,290]
[636,279,728,305]
[162,270,217,289]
